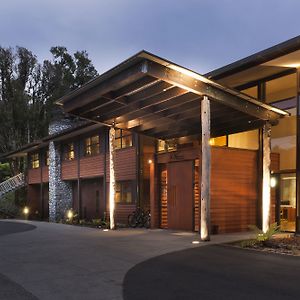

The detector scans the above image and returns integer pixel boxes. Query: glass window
[228,130,259,150]
[241,86,258,98]
[84,135,100,156]
[45,151,49,166]
[31,153,39,169]
[157,139,166,152]
[209,136,227,146]
[63,143,75,161]
[115,129,132,149]
[280,173,296,232]
[266,73,296,104]
[115,181,133,204]
[271,113,296,170]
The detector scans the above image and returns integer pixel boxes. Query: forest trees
[0,46,98,175]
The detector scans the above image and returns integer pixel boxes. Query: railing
[0,173,25,199]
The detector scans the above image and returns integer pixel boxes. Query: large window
[63,143,75,161]
[209,136,227,146]
[31,153,40,169]
[115,181,133,204]
[115,129,132,149]
[84,135,100,156]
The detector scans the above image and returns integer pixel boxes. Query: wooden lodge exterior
[5,36,300,238]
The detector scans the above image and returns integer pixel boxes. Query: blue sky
[1,0,300,74]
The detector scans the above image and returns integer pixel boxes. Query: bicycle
[128,207,151,228]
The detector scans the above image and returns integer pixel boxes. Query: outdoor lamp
[67,209,73,220]
[270,177,277,188]
[23,206,29,215]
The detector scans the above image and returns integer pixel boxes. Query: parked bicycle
[128,207,151,229]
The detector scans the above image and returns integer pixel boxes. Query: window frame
[84,135,100,157]
[115,181,134,204]
[30,153,40,169]
[63,142,75,161]
[114,129,133,150]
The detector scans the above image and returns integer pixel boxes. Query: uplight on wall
[23,207,29,215]
[67,210,73,220]
[270,177,277,188]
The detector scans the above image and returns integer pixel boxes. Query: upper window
[31,153,40,169]
[63,143,75,161]
[45,150,49,166]
[209,136,227,147]
[115,129,132,150]
[266,73,296,104]
[156,139,177,153]
[84,135,100,156]
[115,181,133,204]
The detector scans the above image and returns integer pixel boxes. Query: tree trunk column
[262,122,271,233]
[109,127,116,230]
[200,96,211,241]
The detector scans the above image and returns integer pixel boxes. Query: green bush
[0,192,20,217]
[249,222,280,243]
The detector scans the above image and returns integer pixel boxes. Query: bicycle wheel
[128,213,138,228]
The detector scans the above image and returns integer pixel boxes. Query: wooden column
[262,122,271,233]
[150,156,159,228]
[109,127,116,230]
[200,96,211,241]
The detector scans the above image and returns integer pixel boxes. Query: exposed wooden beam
[64,61,148,112]
[144,60,280,122]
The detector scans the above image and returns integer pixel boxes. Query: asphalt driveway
[123,244,300,300]
[0,220,280,300]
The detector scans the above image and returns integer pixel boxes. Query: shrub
[249,222,280,243]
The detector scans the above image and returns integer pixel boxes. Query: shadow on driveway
[0,221,36,236]
[123,245,300,300]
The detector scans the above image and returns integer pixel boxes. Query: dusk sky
[1,0,300,75]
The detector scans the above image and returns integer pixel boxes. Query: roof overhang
[206,35,300,88]
[57,51,287,140]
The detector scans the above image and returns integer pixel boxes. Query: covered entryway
[167,161,194,231]
[57,50,288,240]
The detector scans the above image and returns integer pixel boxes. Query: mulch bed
[233,236,300,256]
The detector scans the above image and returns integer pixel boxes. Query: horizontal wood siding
[210,148,258,233]
[42,167,49,183]
[105,204,136,225]
[28,168,41,184]
[80,155,104,178]
[61,160,78,180]
[27,184,40,213]
[106,147,136,181]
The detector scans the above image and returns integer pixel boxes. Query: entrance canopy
[57,51,287,139]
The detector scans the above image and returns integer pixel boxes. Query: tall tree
[0,46,98,175]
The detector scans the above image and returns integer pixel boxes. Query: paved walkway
[0,220,253,300]
[124,244,300,300]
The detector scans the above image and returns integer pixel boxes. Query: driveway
[124,244,300,300]
[0,220,253,299]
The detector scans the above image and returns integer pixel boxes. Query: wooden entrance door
[167,160,193,230]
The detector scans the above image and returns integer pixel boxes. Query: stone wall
[48,119,74,222]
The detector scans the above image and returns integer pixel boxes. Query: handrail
[0,173,25,199]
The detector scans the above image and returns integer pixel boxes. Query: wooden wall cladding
[27,184,40,212]
[209,147,258,233]
[28,168,41,184]
[61,160,78,180]
[105,204,136,225]
[106,147,136,181]
[80,155,104,178]
[42,167,49,183]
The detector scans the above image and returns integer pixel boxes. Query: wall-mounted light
[270,177,277,188]
[209,139,214,146]
[148,159,153,164]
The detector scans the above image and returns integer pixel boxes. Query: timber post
[262,122,271,233]
[200,95,211,241]
[109,126,116,230]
